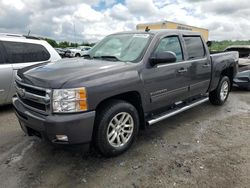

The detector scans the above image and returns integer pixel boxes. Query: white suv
[0,33,61,105]
[65,46,92,57]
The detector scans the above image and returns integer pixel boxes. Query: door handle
[202,63,210,68]
[177,68,188,73]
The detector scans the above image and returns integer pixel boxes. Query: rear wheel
[209,76,230,105]
[75,53,80,57]
[94,100,139,157]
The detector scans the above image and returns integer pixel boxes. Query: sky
[0,0,249,43]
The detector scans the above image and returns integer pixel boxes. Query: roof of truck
[114,29,201,37]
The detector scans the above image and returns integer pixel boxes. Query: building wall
[137,21,209,41]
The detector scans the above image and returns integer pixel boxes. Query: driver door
[142,35,191,112]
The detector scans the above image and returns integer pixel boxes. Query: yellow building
[136,21,209,41]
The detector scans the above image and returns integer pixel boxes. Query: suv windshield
[88,33,151,62]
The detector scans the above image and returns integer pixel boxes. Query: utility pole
[73,22,76,47]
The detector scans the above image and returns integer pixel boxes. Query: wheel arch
[221,66,234,91]
[94,91,146,130]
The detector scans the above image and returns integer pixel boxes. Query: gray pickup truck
[13,30,238,157]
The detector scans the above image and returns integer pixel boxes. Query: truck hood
[17,58,132,88]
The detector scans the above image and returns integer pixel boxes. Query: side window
[0,42,6,64]
[2,41,50,64]
[155,36,183,62]
[184,36,205,60]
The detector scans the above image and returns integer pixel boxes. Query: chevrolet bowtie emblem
[17,88,25,98]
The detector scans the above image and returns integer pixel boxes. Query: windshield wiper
[93,55,120,61]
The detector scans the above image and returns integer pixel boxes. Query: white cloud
[126,0,158,16]
[74,4,104,22]
[109,3,132,21]
[0,0,249,42]
[2,0,24,10]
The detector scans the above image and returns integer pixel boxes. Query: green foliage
[58,41,70,48]
[41,38,58,48]
[210,40,250,52]
[41,38,94,49]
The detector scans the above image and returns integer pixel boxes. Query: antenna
[27,30,31,36]
[145,26,150,32]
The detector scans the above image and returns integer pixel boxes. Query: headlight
[52,87,87,113]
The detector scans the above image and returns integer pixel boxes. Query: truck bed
[209,51,239,91]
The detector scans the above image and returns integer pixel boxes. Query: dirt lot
[0,91,249,188]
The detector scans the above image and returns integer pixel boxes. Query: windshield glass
[88,33,151,62]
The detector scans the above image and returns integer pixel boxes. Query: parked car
[65,46,92,57]
[225,45,250,66]
[233,70,250,90]
[13,30,238,157]
[0,33,61,105]
[54,48,66,57]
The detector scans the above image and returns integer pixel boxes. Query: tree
[58,41,70,48]
[42,38,58,48]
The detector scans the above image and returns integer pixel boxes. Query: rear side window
[2,41,50,64]
[155,36,183,62]
[0,43,6,64]
[184,36,205,60]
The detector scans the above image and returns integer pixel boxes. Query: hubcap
[220,81,229,101]
[107,112,134,148]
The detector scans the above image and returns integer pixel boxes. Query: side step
[148,97,209,125]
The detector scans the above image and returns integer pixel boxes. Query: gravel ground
[0,91,249,188]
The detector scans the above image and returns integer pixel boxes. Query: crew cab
[13,30,238,157]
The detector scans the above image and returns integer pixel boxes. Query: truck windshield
[87,33,151,62]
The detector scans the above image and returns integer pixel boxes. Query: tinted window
[184,36,205,60]
[2,41,50,64]
[0,43,5,64]
[155,36,183,62]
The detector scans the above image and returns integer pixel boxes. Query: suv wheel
[94,100,139,157]
[75,53,80,57]
[209,76,230,105]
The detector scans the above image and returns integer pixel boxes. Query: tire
[75,53,80,57]
[94,100,139,157]
[209,76,231,105]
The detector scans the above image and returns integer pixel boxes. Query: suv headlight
[52,87,87,113]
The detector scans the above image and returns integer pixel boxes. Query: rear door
[142,35,191,112]
[0,42,13,105]
[183,36,211,96]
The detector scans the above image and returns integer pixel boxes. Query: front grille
[15,80,51,114]
[16,82,46,96]
[18,97,47,111]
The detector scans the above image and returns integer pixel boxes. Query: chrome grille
[15,80,51,114]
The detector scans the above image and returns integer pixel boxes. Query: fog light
[56,135,68,142]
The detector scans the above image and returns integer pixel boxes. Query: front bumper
[13,97,96,144]
[65,52,75,57]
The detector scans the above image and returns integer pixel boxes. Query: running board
[148,97,209,125]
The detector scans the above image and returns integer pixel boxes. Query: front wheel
[94,100,139,157]
[209,76,231,105]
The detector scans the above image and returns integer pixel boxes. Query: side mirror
[206,41,212,47]
[150,51,177,66]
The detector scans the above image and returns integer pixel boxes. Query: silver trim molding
[148,97,209,125]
